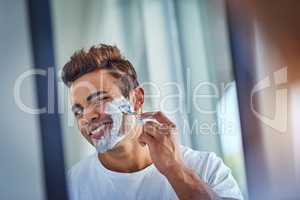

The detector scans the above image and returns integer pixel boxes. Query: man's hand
[138,111,184,176]
[138,111,220,200]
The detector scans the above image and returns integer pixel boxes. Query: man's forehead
[70,72,113,94]
[68,69,121,104]
[70,80,100,94]
[70,81,107,103]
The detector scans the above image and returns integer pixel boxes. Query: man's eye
[74,110,83,118]
[100,96,110,101]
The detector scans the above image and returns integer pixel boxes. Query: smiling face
[70,68,143,149]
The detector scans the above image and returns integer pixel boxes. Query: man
[62,44,243,200]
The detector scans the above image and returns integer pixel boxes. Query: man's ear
[129,87,144,112]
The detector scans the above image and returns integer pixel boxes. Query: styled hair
[61,44,139,97]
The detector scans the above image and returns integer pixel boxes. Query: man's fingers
[139,131,155,147]
[143,121,160,139]
[139,112,156,119]
[143,121,173,139]
[140,111,175,127]
[155,111,175,126]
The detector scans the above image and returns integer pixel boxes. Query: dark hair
[61,44,139,97]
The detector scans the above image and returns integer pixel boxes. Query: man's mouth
[89,121,113,140]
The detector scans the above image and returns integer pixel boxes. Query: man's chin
[100,134,128,152]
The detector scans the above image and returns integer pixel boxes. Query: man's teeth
[91,123,111,135]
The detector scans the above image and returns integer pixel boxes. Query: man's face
[69,69,137,147]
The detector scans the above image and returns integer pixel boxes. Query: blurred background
[0,0,299,200]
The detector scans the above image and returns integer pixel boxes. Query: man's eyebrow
[86,91,108,102]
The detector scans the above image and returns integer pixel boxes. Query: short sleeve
[204,152,243,199]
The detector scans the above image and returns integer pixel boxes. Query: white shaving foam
[95,97,134,153]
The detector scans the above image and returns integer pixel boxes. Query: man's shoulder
[68,152,97,181]
[180,146,243,199]
[180,145,219,164]
[180,145,229,181]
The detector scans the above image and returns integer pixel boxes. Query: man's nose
[82,109,99,125]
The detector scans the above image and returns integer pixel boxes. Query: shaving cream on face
[94,97,135,153]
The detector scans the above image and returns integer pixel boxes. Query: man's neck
[98,127,152,173]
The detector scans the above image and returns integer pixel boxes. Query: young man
[62,44,243,200]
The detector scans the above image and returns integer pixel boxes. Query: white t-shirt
[68,146,243,200]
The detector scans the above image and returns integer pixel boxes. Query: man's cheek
[77,119,85,132]
[78,125,88,137]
